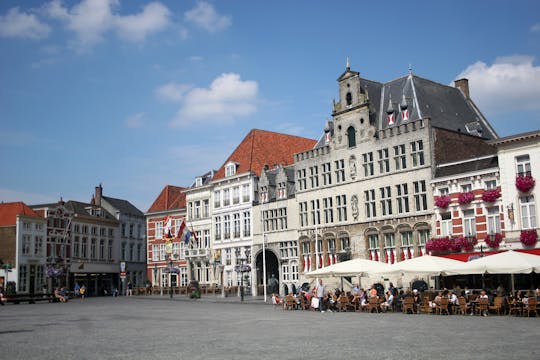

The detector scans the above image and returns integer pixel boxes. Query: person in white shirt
[316,279,326,312]
[381,291,394,312]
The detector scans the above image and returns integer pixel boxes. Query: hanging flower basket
[515,175,535,193]
[484,233,502,248]
[164,267,180,274]
[435,196,451,209]
[458,192,475,205]
[426,237,452,253]
[481,189,501,203]
[520,229,538,247]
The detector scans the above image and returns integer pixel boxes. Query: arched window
[346,92,352,106]
[347,126,356,148]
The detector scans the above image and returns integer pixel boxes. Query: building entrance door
[255,250,278,295]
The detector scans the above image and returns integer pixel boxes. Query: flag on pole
[176,220,186,239]
[387,113,395,126]
[164,216,173,238]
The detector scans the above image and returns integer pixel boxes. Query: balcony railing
[184,248,210,259]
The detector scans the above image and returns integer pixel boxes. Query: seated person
[479,290,489,316]
[381,291,394,312]
[369,285,378,299]
[54,288,67,302]
[448,291,458,313]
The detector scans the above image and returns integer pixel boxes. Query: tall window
[516,154,531,177]
[336,195,347,222]
[418,229,430,247]
[232,186,240,204]
[378,148,390,174]
[214,191,221,208]
[22,235,31,255]
[463,210,476,237]
[394,144,407,170]
[119,241,125,261]
[309,166,319,188]
[195,201,201,219]
[243,211,251,237]
[413,180,428,211]
[203,200,209,218]
[520,196,536,229]
[487,207,501,235]
[155,221,163,239]
[362,152,374,176]
[233,213,241,238]
[73,237,80,258]
[214,216,222,240]
[347,126,356,148]
[297,169,307,190]
[322,163,332,185]
[396,183,410,214]
[384,233,396,264]
[81,238,88,258]
[334,160,345,183]
[223,189,230,206]
[224,215,231,239]
[99,240,105,260]
[410,140,425,167]
[108,240,113,260]
[310,199,321,225]
[441,213,452,237]
[365,189,376,218]
[380,186,392,216]
[323,197,333,224]
[485,180,497,190]
[299,202,308,227]
[242,184,250,202]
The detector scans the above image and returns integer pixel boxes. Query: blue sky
[1,0,539,211]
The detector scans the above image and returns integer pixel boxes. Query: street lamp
[234,248,251,302]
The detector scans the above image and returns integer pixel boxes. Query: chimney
[454,78,470,98]
[95,184,103,206]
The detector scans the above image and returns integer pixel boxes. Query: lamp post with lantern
[234,248,251,302]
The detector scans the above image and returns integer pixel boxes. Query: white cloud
[44,0,171,50]
[0,7,51,39]
[184,1,231,33]
[155,82,193,102]
[170,73,258,127]
[124,112,145,128]
[114,2,171,42]
[455,55,540,113]
[188,55,203,63]
[531,23,540,32]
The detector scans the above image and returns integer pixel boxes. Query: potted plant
[481,189,501,203]
[458,192,475,205]
[484,233,502,248]
[520,229,538,247]
[435,196,451,209]
[515,175,535,193]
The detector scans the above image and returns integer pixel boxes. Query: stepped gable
[0,201,43,226]
[147,185,186,213]
[212,129,317,180]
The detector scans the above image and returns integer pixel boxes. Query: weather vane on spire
[346,56,350,69]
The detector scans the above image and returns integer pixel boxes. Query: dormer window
[195,177,203,187]
[277,182,287,199]
[260,186,268,203]
[225,162,237,177]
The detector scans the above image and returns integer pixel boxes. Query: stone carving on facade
[349,156,357,180]
[351,194,359,220]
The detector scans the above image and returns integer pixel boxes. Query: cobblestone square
[1,296,538,360]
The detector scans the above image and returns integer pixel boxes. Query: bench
[5,294,59,304]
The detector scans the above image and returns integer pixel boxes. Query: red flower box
[520,229,538,247]
[426,237,452,253]
[515,175,535,193]
[458,192,475,205]
[484,233,502,248]
[435,196,451,208]
[481,189,501,203]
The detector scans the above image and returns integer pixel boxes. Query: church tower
[331,58,375,150]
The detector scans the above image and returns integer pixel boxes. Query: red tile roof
[213,129,316,180]
[147,185,187,213]
[0,201,43,226]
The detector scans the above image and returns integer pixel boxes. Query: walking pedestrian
[316,279,326,313]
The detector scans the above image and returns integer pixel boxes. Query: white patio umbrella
[305,258,393,278]
[378,255,464,276]
[442,250,540,276]
[442,250,540,292]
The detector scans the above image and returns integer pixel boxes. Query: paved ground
[1,295,539,360]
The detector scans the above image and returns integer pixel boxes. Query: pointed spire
[386,94,394,114]
[400,94,408,110]
[346,56,350,70]
[408,64,413,74]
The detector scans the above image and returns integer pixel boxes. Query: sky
[1,0,539,212]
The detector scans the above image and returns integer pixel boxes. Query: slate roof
[65,200,117,221]
[435,155,499,178]
[147,185,187,213]
[102,196,144,217]
[0,202,43,226]
[212,129,317,180]
[326,70,498,141]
